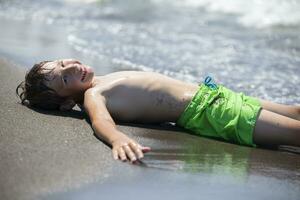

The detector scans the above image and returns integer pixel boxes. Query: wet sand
[0,57,300,200]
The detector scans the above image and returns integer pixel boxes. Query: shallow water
[1,2,300,199]
[40,125,300,200]
[0,0,299,105]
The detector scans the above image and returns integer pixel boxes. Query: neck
[72,91,85,105]
[74,76,101,105]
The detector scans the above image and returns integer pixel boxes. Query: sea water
[0,0,299,104]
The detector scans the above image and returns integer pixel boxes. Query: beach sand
[0,57,300,200]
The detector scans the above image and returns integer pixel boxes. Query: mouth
[81,67,87,81]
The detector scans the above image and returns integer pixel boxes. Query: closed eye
[63,75,68,84]
[61,61,65,68]
[60,61,67,84]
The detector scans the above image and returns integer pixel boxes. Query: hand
[111,136,151,163]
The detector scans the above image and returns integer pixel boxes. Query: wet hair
[16,61,68,110]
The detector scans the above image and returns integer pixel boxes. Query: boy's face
[42,59,94,97]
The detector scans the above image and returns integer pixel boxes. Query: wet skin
[42,59,300,163]
[42,59,199,163]
[43,59,198,123]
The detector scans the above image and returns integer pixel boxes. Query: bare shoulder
[83,88,106,108]
[83,87,111,120]
[100,70,166,79]
[89,71,170,92]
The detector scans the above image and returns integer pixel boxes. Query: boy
[16,59,300,163]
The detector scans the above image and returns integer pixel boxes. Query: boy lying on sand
[16,59,300,163]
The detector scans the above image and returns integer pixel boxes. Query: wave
[152,0,300,28]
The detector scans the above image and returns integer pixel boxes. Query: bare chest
[94,72,198,123]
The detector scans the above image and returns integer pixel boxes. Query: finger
[117,148,127,162]
[137,144,151,153]
[141,146,151,153]
[123,145,137,162]
[112,149,118,160]
[132,160,139,165]
[129,142,144,159]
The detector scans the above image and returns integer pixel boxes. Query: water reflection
[137,131,300,183]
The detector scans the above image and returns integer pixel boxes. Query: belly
[105,85,198,123]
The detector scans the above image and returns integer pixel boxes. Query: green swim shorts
[177,81,261,147]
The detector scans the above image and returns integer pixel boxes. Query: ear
[59,99,76,111]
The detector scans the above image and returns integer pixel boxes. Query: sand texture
[0,58,300,200]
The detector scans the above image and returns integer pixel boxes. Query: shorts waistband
[177,83,221,126]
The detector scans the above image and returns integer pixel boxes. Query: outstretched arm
[84,89,151,163]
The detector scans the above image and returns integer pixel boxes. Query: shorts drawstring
[204,76,218,90]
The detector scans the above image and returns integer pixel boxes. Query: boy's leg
[260,99,300,120]
[253,109,300,146]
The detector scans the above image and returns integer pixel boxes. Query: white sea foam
[0,0,299,104]
[152,0,300,28]
[64,0,99,3]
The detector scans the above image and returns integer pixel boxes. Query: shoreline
[1,57,300,200]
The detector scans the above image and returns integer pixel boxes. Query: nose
[63,60,80,69]
[61,64,81,81]
[65,60,82,70]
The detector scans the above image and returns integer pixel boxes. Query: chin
[85,73,94,86]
